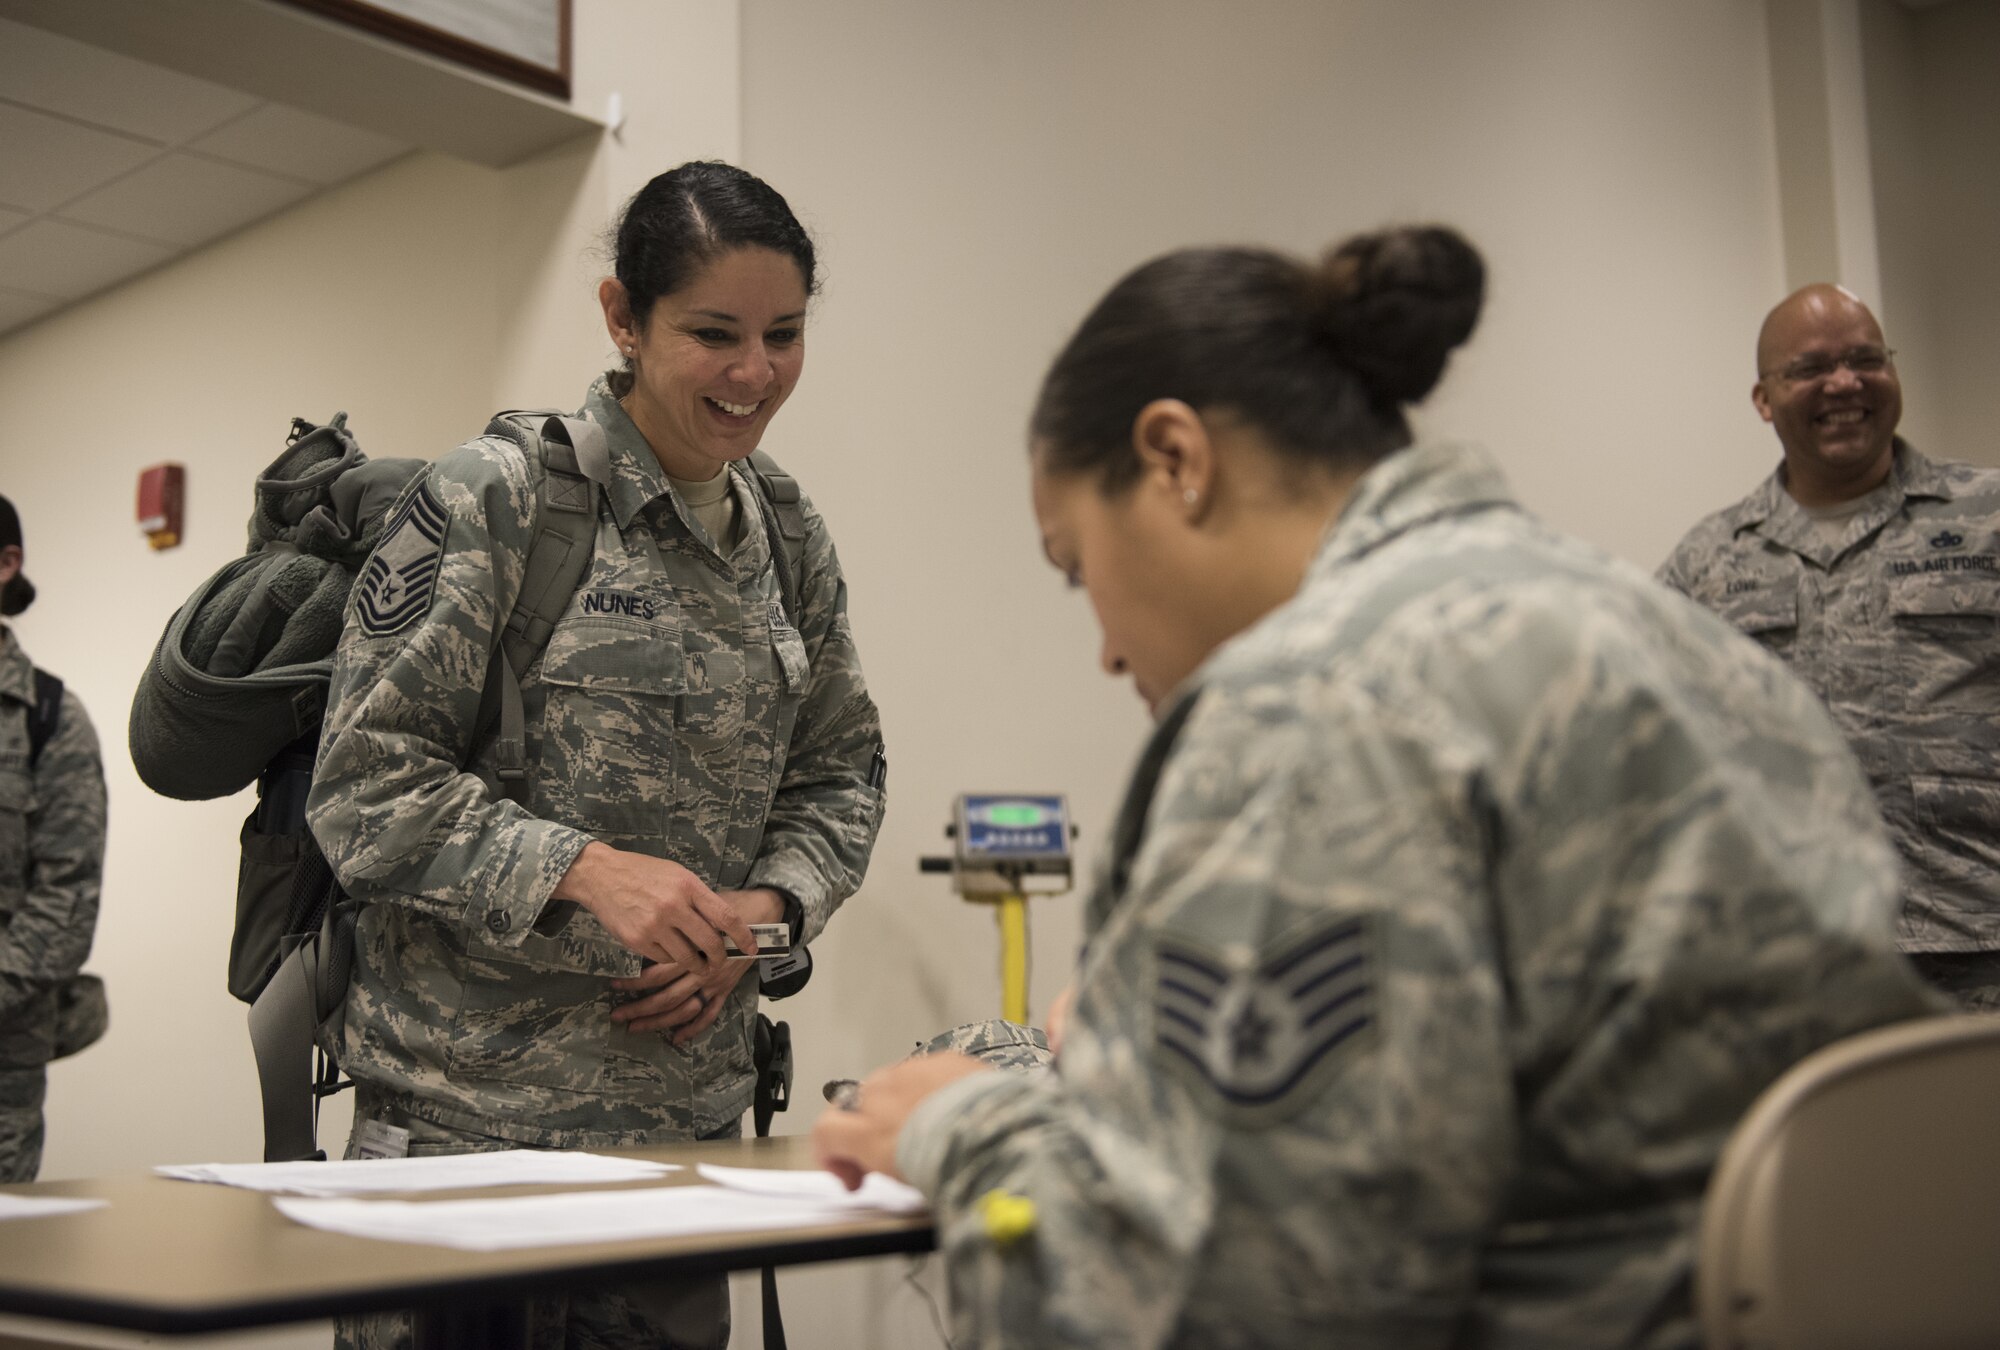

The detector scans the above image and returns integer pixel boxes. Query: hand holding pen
[811,1054,992,1189]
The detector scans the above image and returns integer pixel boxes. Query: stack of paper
[157,1151,678,1196]
[0,1195,106,1222]
[274,1166,928,1251]
[696,1163,926,1213]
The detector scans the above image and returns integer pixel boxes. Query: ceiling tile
[58,152,315,250]
[0,18,258,144]
[0,102,158,213]
[0,219,174,300]
[191,102,408,186]
[0,286,63,337]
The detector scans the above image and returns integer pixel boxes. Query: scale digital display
[960,794,1070,861]
[981,803,1049,827]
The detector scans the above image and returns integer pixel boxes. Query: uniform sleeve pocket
[539,617,687,694]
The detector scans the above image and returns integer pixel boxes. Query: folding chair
[1698,1013,2000,1349]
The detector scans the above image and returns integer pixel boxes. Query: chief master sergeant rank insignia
[356,478,449,637]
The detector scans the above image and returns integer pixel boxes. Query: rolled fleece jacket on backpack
[128,415,426,802]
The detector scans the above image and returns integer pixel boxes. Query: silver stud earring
[1184,489,1198,505]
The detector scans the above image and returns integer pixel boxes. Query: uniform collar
[579,376,680,531]
[0,627,33,708]
[1731,439,1943,567]
[1893,441,1952,500]
[1314,440,1521,578]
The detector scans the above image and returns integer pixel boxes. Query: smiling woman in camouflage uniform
[308,162,885,1350]
[813,228,1939,1348]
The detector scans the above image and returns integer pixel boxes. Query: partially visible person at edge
[812,228,1939,1348]
[308,162,885,1350]
[1659,284,2000,1011]
[0,494,106,1183]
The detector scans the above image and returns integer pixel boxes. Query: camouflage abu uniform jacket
[308,377,885,1147]
[1659,443,2000,953]
[0,629,105,1070]
[897,442,1936,1350]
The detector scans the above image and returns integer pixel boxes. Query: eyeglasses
[1762,347,1896,384]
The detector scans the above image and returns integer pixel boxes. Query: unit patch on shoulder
[355,479,449,637]
[1153,915,1377,1126]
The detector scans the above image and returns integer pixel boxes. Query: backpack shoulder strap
[479,411,607,801]
[27,668,63,770]
[485,410,609,665]
[745,449,808,629]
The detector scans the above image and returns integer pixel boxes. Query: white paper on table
[155,1151,678,1197]
[0,1195,107,1221]
[695,1163,927,1214]
[275,1181,924,1252]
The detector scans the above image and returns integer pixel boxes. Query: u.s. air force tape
[1153,914,1377,1126]
[356,479,449,638]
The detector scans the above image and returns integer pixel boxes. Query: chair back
[1698,1013,2000,1349]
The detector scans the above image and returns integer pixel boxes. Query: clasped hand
[554,842,785,1044]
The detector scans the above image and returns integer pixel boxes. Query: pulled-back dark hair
[609,161,816,391]
[1031,225,1485,491]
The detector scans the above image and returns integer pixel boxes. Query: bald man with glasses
[1661,284,2000,1008]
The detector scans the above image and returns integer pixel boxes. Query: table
[0,1135,934,1345]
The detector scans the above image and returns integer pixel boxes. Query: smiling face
[602,246,809,480]
[1753,286,1902,506]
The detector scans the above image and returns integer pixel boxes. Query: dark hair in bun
[1031,225,1484,490]
[1313,227,1485,404]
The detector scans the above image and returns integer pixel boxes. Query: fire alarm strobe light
[138,463,185,550]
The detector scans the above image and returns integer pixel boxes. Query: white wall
[1858,0,1999,467]
[1860,0,1940,449]
[1908,0,2000,466]
[1,1,1937,1346]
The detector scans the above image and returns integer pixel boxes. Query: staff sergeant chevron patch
[1153,915,1377,1127]
[356,478,449,637]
